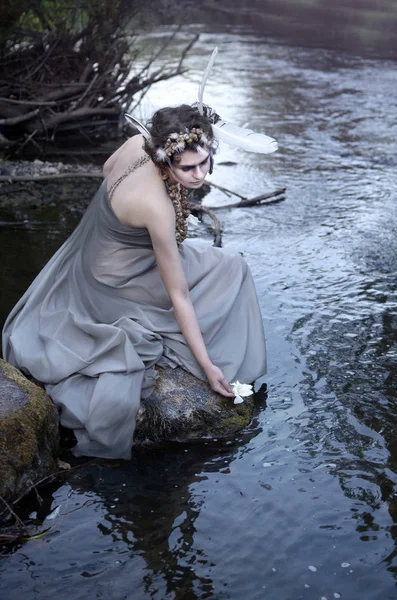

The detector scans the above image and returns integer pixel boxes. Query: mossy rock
[0,359,59,503]
[135,366,255,445]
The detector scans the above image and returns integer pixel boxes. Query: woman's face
[168,147,211,188]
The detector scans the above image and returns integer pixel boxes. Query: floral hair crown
[155,127,211,163]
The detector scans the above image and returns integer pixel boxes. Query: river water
[1,29,397,600]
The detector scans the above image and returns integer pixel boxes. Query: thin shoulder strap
[107,154,150,202]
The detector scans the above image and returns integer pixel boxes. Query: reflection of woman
[2,104,267,459]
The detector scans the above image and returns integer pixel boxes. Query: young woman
[2,104,267,459]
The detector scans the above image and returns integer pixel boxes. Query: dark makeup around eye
[176,153,210,172]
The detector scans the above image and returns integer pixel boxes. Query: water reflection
[3,432,263,600]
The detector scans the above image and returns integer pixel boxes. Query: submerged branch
[189,202,222,247]
[0,494,31,536]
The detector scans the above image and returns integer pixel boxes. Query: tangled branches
[0,1,197,158]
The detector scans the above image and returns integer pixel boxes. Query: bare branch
[208,181,246,200]
[189,202,222,247]
[0,108,40,126]
[0,4,198,157]
[0,97,58,106]
[205,187,287,209]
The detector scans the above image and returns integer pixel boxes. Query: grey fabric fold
[2,179,266,459]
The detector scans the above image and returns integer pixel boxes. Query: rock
[0,359,59,503]
[135,366,255,445]
[40,166,58,175]
[0,361,258,492]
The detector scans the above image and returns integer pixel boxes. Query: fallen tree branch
[0,494,31,536]
[0,171,222,247]
[0,171,286,206]
[0,133,11,148]
[189,202,222,247]
[0,172,103,182]
[0,11,198,158]
[208,181,246,200]
[0,97,58,106]
[0,108,40,126]
[206,186,286,209]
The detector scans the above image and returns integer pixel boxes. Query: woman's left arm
[143,196,234,397]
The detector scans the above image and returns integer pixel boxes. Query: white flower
[233,395,244,405]
[46,505,61,520]
[230,380,254,404]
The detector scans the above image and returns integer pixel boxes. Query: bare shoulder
[107,141,174,229]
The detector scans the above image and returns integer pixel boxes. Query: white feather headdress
[124,113,150,139]
[197,47,278,154]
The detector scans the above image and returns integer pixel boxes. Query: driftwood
[209,181,245,199]
[189,186,286,246]
[0,2,198,157]
[189,202,222,247]
[207,181,286,208]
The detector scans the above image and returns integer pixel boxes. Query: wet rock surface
[135,366,255,445]
[0,359,256,500]
[0,359,59,503]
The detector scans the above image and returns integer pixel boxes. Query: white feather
[197,47,218,115]
[124,113,150,139]
[213,120,278,154]
[156,147,167,161]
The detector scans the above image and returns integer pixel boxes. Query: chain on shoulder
[107,154,150,202]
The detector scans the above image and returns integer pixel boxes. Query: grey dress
[2,160,266,459]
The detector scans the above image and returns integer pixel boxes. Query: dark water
[1,30,397,600]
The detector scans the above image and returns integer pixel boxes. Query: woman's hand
[204,363,235,398]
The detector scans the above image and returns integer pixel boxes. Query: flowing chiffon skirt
[2,180,266,459]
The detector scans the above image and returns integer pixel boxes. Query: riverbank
[0,159,102,211]
[0,157,213,212]
[0,158,101,179]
